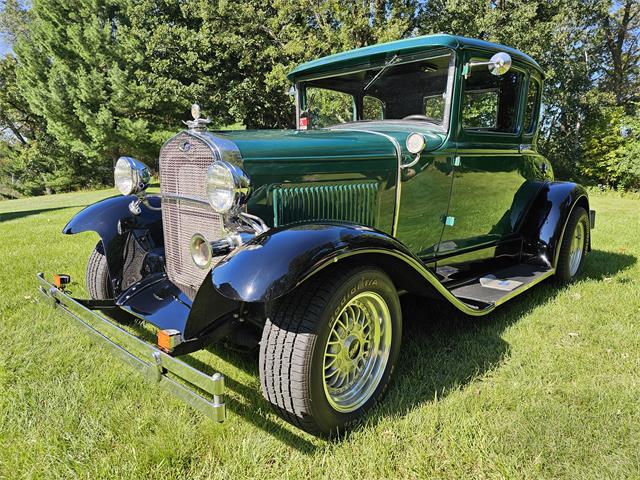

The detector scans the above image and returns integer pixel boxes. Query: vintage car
[38,34,595,436]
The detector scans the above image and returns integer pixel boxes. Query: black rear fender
[519,182,590,267]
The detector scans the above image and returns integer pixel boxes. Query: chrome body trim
[329,128,403,237]
[161,129,244,168]
[140,194,268,236]
[36,273,226,422]
[146,193,209,207]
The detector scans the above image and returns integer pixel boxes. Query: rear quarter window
[523,79,540,134]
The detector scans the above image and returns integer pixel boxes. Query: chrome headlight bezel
[205,160,250,214]
[114,156,151,196]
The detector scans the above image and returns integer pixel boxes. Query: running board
[450,264,555,308]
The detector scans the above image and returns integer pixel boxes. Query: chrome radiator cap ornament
[184,103,211,130]
[191,103,201,119]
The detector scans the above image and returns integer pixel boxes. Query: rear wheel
[86,241,112,299]
[259,266,402,436]
[555,206,590,283]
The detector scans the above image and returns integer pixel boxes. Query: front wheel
[86,241,112,299]
[259,266,402,436]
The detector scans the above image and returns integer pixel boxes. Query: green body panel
[214,35,552,267]
[219,128,401,233]
[395,154,454,258]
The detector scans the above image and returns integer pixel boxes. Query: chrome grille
[160,132,224,298]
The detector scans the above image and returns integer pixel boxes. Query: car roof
[287,34,543,81]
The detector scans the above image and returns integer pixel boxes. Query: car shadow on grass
[121,249,636,452]
[344,248,637,441]
[114,319,321,451]
[0,205,87,222]
[177,347,322,452]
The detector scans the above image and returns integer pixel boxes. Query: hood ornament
[184,103,211,130]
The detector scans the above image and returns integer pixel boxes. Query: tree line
[0,0,638,197]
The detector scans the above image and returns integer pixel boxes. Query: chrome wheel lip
[322,291,392,413]
[568,220,586,277]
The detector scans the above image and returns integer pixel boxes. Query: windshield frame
[295,48,457,132]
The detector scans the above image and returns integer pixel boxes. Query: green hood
[218,125,445,165]
[216,125,446,233]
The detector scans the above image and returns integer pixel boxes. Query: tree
[3,0,640,194]
[0,55,33,145]
[598,0,639,110]
[15,0,154,169]
[0,55,89,195]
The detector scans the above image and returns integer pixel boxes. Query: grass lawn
[0,189,639,479]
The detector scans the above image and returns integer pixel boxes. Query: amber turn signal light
[53,274,71,290]
[157,329,183,353]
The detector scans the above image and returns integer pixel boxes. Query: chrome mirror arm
[463,52,512,79]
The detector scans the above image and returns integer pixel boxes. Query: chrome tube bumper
[36,272,225,422]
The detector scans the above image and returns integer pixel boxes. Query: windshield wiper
[363,55,400,92]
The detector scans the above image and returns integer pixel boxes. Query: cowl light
[406,133,426,154]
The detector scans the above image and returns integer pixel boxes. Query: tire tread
[86,241,111,299]
[259,267,358,435]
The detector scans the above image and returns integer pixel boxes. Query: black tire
[259,266,402,436]
[555,206,590,284]
[86,241,112,299]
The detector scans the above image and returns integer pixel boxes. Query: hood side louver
[272,182,379,228]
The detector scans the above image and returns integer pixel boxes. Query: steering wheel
[402,114,432,121]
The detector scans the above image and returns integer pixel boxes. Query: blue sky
[1,39,12,56]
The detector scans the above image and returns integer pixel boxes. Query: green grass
[1,190,639,479]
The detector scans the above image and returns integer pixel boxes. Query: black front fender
[209,223,492,319]
[211,223,419,303]
[64,195,163,292]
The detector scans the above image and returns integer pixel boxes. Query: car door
[395,153,455,261]
[436,54,531,279]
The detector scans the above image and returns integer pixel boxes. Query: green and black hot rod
[38,34,595,436]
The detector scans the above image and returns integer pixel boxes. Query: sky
[0,39,12,56]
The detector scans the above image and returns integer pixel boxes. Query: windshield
[301,51,454,129]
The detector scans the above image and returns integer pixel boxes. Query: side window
[463,68,523,133]
[423,94,445,121]
[462,91,498,129]
[306,87,354,128]
[523,79,540,134]
[363,95,384,120]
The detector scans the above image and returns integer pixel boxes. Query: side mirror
[463,52,512,79]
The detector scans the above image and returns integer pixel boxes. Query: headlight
[114,156,151,195]
[205,161,249,214]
